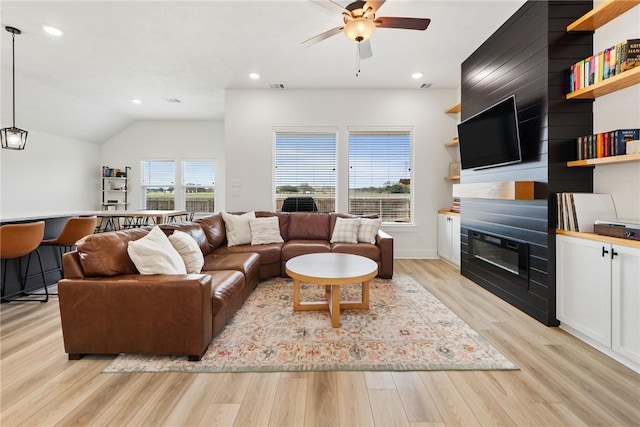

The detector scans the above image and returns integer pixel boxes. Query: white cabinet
[556,234,640,372]
[438,212,460,267]
[557,236,612,347]
[611,245,640,363]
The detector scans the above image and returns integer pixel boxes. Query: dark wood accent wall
[459,1,594,325]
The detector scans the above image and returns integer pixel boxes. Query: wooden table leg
[293,278,301,310]
[330,285,341,328]
[362,280,370,308]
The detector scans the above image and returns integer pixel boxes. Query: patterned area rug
[104,275,517,373]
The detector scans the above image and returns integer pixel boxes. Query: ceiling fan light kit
[344,18,375,42]
[303,0,431,69]
[1,26,28,150]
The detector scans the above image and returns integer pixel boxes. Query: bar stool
[42,215,97,256]
[0,221,48,303]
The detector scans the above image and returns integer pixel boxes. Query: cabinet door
[437,214,450,260]
[611,245,640,363]
[556,235,612,347]
[451,215,461,267]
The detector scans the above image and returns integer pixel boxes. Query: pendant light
[1,26,28,150]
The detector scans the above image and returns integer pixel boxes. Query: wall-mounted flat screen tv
[457,95,522,170]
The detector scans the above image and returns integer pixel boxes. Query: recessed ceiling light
[249,73,260,80]
[42,25,63,36]
[131,99,142,104]
[411,72,424,80]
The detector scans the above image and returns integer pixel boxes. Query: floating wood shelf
[445,175,460,181]
[567,152,640,167]
[444,139,459,147]
[566,66,640,100]
[445,103,461,114]
[567,0,640,31]
[453,181,546,200]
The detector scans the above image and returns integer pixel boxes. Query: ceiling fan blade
[310,0,348,14]
[364,0,386,13]
[374,17,431,30]
[301,26,344,46]
[359,39,373,59]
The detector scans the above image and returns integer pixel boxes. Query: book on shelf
[575,129,640,160]
[620,39,640,72]
[557,193,617,233]
[451,198,460,213]
[568,38,640,93]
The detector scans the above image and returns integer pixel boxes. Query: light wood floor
[1,259,639,426]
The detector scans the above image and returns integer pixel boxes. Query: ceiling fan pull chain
[356,42,361,77]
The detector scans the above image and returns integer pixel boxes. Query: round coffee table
[285,253,378,328]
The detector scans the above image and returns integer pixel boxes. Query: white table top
[285,253,378,283]
[0,211,99,223]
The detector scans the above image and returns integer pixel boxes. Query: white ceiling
[0,0,525,143]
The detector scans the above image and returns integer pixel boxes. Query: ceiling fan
[302,0,431,60]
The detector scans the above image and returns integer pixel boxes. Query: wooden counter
[556,229,640,249]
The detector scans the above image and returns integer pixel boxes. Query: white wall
[100,120,225,211]
[592,5,640,219]
[224,89,458,258]
[0,130,99,219]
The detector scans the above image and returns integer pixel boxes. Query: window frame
[140,159,176,210]
[272,126,338,213]
[347,126,414,224]
[182,159,216,214]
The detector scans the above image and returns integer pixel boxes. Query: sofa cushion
[358,218,382,244]
[159,222,211,256]
[331,242,381,262]
[250,216,284,245]
[256,211,290,240]
[168,230,204,274]
[281,240,331,262]
[329,212,379,236]
[330,217,360,243]
[288,213,330,240]
[222,211,256,247]
[127,226,187,275]
[203,252,261,299]
[214,243,282,266]
[195,214,226,251]
[204,270,245,318]
[77,227,150,277]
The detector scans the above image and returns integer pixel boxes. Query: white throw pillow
[330,217,360,244]
[358,218,382,244]
[168,230,204,274]
[249,216,284,245]
[127,226,187,275]
[221,211,256,247]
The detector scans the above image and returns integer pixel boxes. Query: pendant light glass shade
[1,127,28,150]
[1,26,28,150]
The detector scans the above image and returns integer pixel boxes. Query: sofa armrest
[376,229,394,279]
[58,274,213,360]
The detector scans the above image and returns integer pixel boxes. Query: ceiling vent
[165,98,181,103]
[420,83,433,89]
[269,83,285,89]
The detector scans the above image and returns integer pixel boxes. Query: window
[183,160,215,213]
[349,129,412,223]
[141,160,175,209]
[274,129,337,212]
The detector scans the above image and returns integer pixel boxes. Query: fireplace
[467,230,529,289]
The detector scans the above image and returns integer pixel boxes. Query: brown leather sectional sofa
[58,211,394,361]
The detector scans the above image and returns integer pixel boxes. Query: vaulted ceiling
[0,1,525,142]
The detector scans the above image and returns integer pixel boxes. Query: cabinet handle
[602,246,609,257]
[611,248,618,259]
